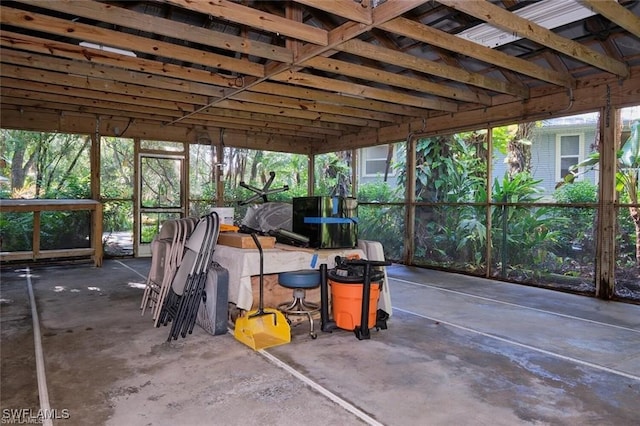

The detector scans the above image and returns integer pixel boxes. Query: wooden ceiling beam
[292,0,373,24]
[2,106,320,154]
[0,32,247,90]
[271,70,459,112]
[212,99,382,128]
[2,47,394,125]
[17,0,293,63]
[166,0,428,124]
[371,0,429,23]
[230,90,399,123]
[1,91,335,140]
[579,0,640,39]
[379,17,575,88]
[250,82,431,118]
[0,49,228,99]
[1,67,376,130]
[0,6,265,77]
[2,88,354,135]
[1,76,200,112]
[0,32,403,122]
[438,0,629,78]
[1,64,209,105]
[302,56,491,104]
[337,39,529,98]
[162,0,328,45]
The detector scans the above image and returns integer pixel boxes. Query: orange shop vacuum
[320,257,391,340]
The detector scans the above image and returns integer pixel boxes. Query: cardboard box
[217,232,276,249]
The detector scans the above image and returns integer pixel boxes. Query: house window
[556,133,583,181]
[362,145,395,177]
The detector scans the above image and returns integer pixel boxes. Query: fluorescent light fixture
[456,0,596,48]
[79,41,137,57]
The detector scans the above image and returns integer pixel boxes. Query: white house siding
[359,121,602,201]
[492,122,599,200]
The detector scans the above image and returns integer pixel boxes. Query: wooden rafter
[292,0,373,25]
[162,0,329,45]
[336,39,529,98]
[379,17,576,88]
[579,0,640,39]
[0,0,637,152]
[0,6,265,77]
[301,56,492,104]
[438,0,629,78]
[21,0,293,63]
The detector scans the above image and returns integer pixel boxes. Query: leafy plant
[566,120,640,266]
[395,133,489,271]
[491,172,564,275]
[548,180,597,260]
[357,181,398,203]
[357,204,404,261]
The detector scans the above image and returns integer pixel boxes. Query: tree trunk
[55,136,90,193]
[10,133,37,192]
[10,146,27,190]
[383,143,393,182]
[506,122,534,177]
[249,150,262,183]
[34,137,47,197]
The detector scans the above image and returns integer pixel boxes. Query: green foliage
[547,180,597,260]
[47,174,91,199]
[0,130,92,251]
[491,126,512,155]
[100,137,134,199]
[490,173,565,272]
[491,123,539,155]
[456,211,487,265]
[0,212,33,251]
[40,211,91,249]
[0,185,12,199]
[396,132,489,271]
[314,152,351,196]
[616,120,639,204]
[553,180,597,204]
[565,119,640,266]
[357,181,398,203]
[1,130,90,199]
[413,205,487,272]
[492,172,543,203]
[357,204,404,261]
[395,133,486,203]
[103,200,133,233]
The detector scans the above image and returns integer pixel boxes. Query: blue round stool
[278,270,321,339]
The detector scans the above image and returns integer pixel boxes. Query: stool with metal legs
[277,270,321,339]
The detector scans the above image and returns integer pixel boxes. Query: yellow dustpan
[233,233,290,350]
[234,308,290,350]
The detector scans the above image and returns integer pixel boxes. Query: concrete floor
[1,258,639,426]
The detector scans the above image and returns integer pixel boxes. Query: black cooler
[292,196,357,249]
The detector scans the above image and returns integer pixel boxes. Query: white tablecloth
[212,242,391,313]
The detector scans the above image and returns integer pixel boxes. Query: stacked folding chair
[157,211,221,341]
[140,216,198,327]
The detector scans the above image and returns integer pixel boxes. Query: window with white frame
[556,133,583,181]
[362,144,396,177]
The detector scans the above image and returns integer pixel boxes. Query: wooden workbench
[212,241,392,314]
